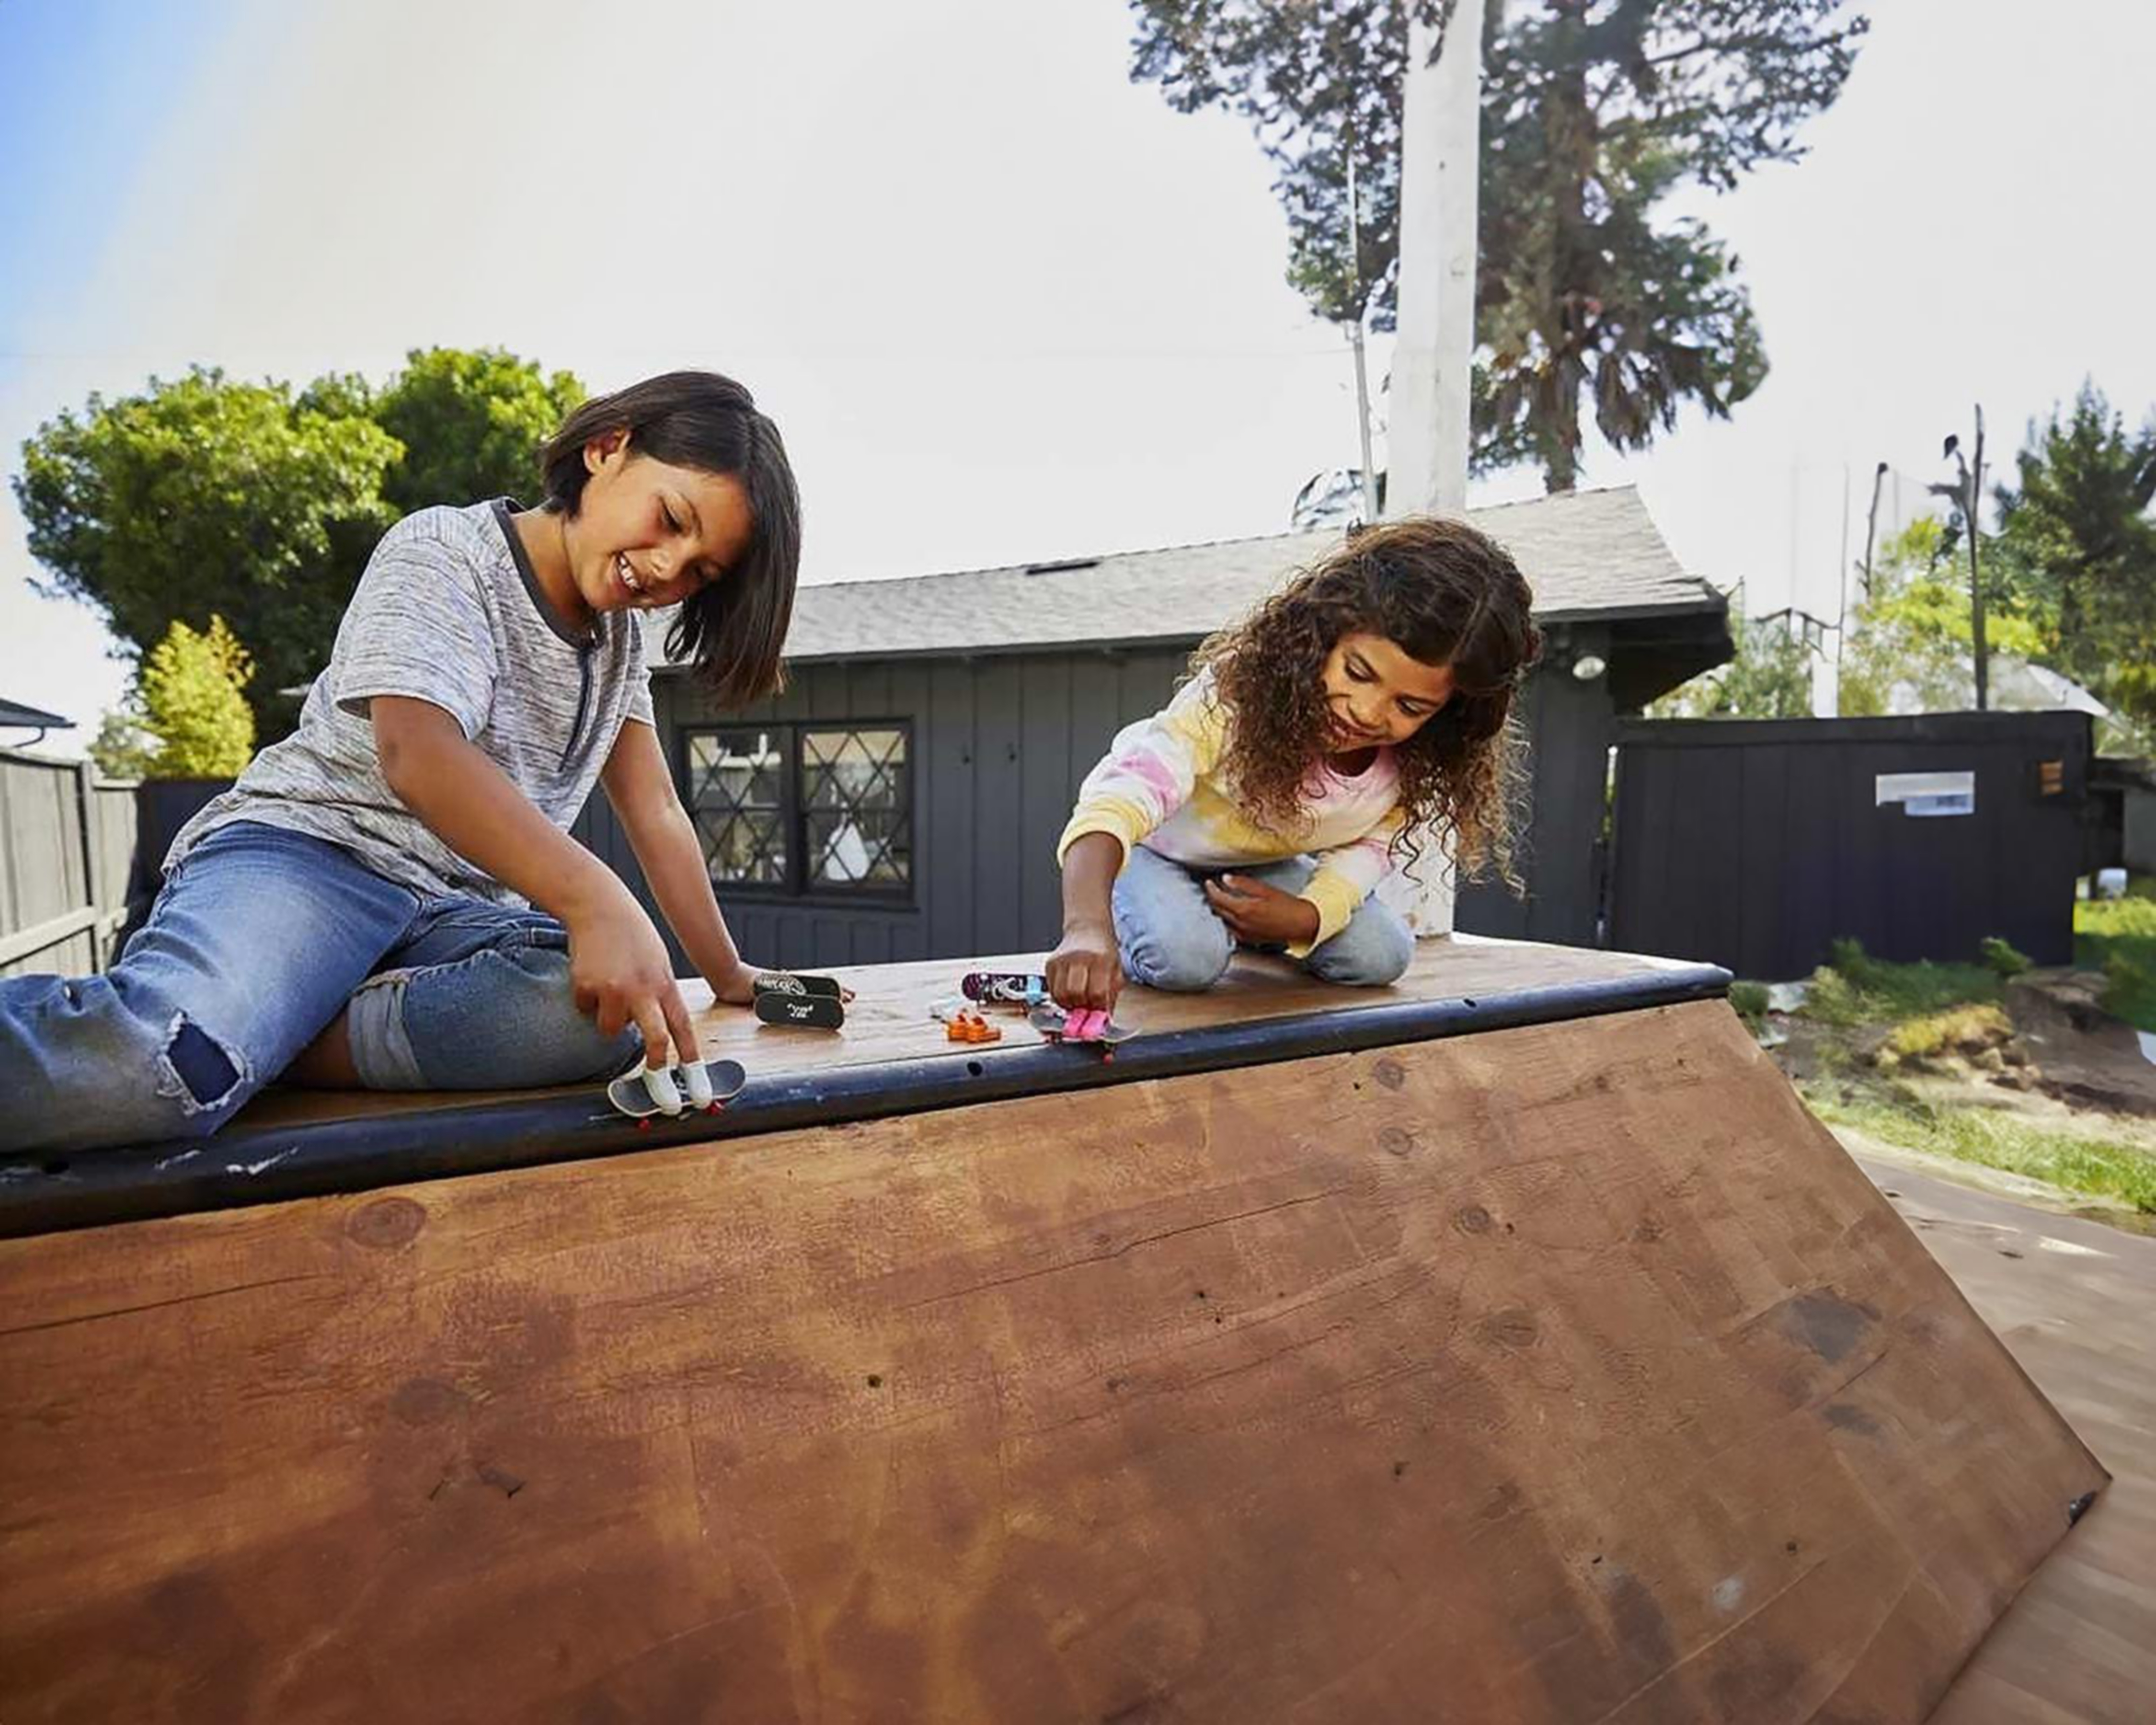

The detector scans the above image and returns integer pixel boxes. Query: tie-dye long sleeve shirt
[1056,670,1406,957]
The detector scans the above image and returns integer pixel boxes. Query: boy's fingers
[661,986,700,1072]
[633,1000,673,1071]
[595,992,627,1038]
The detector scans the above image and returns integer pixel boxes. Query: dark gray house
[575,486,1731,970]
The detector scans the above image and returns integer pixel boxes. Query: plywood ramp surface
[229,934,1704,1131]
[0,1001,2103,1724]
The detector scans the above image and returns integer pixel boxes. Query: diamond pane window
[680,722,913,897]
[802,728,910,887]
[686,729,787,886]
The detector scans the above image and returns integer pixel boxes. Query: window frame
[677,719,917,906]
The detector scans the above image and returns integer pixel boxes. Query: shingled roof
[652,484,1716,667]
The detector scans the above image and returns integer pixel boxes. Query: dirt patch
[2009,972,2156,1117]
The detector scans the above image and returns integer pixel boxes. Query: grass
[2076,880,2156,1033]
[1763,930,2156,1216]
[1807,1090,2156,1215]
[1795,939,2000,1028]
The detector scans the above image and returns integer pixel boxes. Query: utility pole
[1929,407,1989,710]
[1387,0,1486,519]
[1861,460,1888,605]
[1344,149,1380,525]
[1969,406,1988,711]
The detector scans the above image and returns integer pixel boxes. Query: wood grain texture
[1864,1164,2156,1725]
[0,1001,2103,1724]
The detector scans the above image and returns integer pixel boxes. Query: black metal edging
[0,964,1730,1239]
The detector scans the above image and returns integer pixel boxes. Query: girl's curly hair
[1191,516,1542,889]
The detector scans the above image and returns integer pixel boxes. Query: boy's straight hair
[539,371,801,709]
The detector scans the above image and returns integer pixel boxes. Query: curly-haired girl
[1048,516,1540,1008]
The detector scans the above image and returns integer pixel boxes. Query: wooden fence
[0,750,143,979]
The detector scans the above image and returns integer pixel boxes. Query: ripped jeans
[0,822,640,1155]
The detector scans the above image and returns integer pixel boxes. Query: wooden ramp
[0,942,2109,1723]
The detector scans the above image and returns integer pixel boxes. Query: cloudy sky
[3,0,2151,747]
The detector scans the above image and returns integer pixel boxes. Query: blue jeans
[1112,844,1414,992]
[0,822,640,1155]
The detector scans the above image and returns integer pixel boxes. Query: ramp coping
[0,958,1728,1238]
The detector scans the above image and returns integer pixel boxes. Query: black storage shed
[1607,710,2093,978]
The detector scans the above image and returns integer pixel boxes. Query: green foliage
[1798,938,2000,1027]
[1649,609,1814,719]
[13,348,585,743]
[1728,979,1770,1032]
[13,367,400,739]
[139,616,254,779]
[369,347,585,517]
[2076,885,2156,1032]
[86,705,157,780]
[1995,380,2156,727]
[1978,936,2031,978]
[1127,0,1866,491]
[1805,1090,2156,1213]
[1838,519,2046,716]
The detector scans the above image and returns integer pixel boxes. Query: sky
[3,0,2153,752]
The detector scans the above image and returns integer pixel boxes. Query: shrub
[1979,936,2032,978]
[1883,1004,2012,1061]
[140,616,254,779]
[1729,981,1770,1032]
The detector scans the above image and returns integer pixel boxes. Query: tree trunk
[1544,424,1579,494]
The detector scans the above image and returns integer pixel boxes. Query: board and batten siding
[575,648,1191,971]
[1452,648,1615,947]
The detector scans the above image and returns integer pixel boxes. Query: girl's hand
[1047,920,1123,1012]
[566,888,701,1071]
[708,965,859,1009]
[707,961,761,1008]
[1204,874,1322,947]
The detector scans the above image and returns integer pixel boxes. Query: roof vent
[1023,557,1100,576]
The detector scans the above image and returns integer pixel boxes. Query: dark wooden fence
[1607,712,2092,978]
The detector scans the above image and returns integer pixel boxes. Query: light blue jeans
[0,821,640,1155]
[1112,844,1414,992]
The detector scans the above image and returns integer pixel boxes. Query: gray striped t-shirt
[167,500,655,905]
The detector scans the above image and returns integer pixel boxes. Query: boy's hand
[1047,920,1122,1012]
[1203,874,1322,947]
[566,888,700,1071]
